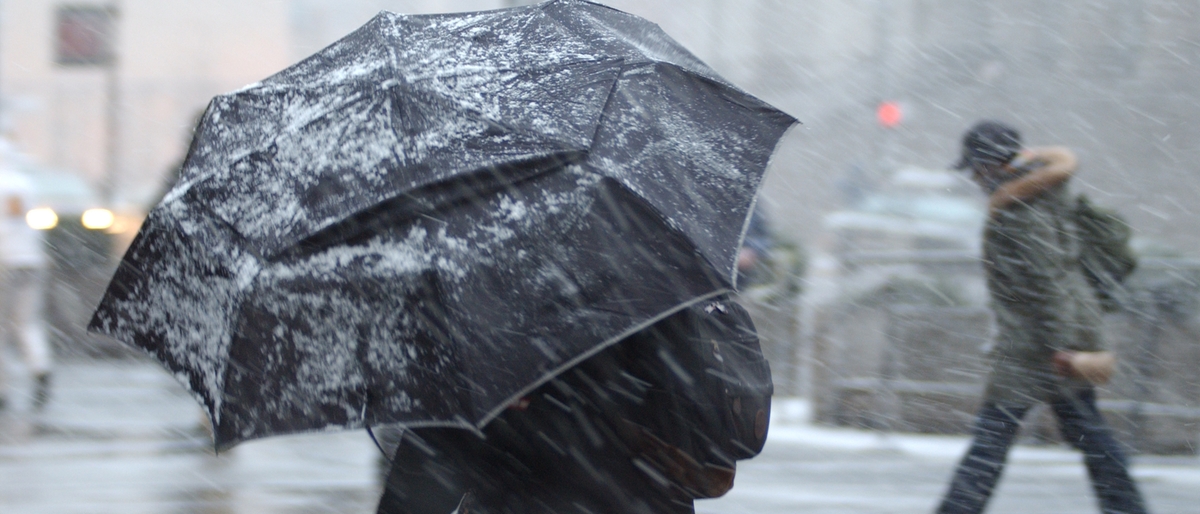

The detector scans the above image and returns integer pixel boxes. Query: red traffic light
[876,101,903,128]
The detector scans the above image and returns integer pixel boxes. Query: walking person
[935,120,1148,514]
[736,205,774,287]
[0,165,52,410]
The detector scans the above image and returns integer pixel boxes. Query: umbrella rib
[473,288,730,432]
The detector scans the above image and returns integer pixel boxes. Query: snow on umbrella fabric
[89,0,797,451]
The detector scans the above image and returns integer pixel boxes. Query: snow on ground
[696,398,1200,514]
[1,361,1196,513]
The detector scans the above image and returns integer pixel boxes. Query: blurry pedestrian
[736,205,774,287]
[935,120,1148,514]
[0,166,51,411]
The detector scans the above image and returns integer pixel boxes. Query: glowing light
[25,208,58,230]
[877,101,903,128]
[81,208,115,230]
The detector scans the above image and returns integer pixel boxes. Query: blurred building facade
[621,0,1200,257]
[0,0,291,210]
[741,0,1200,257]
[0,0,1197,254]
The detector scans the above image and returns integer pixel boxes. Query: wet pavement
[1,358,1197,513]
[702,401,1200,514]
[0,358,378,514]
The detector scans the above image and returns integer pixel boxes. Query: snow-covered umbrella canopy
[89,0,796,451]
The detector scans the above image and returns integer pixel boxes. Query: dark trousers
[936,389,1148,514]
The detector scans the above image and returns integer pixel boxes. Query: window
[54,4,117,66]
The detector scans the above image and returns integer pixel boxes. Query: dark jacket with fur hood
[980,147,1104,405]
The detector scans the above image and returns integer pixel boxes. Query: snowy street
[703,402,1200,513]
[1,359,1196,513]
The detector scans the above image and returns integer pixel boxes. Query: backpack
[1073,195,1137,311]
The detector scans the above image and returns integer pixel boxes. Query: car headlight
[26,208,58,230]
[81,208,115,230]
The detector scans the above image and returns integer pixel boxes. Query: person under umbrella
[377,296,771,514]
[89,1,795,510]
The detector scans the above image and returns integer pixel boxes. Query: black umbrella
[90,0,796,451]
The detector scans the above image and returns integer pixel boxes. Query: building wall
[1,0,290,210]
[2,0,1197,254]
[287,0,509,63]
[575,0,1200,258]
[632,0,1200,257]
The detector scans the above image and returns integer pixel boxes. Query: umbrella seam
[471,288,731,432]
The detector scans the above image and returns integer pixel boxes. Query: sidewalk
[1,359,1196,513]
[699,400,1200,514]
[0,358,379,514]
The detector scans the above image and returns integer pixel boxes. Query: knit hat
[953,120,1021,170]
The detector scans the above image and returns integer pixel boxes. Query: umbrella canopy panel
[92,0,796,450]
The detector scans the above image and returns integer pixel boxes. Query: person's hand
[1052,350,1077,377]
[988,153,1030,210]
[1052,350,1115,385]
[737,247,758,271]
[987,190,1016,215]
[987,147,1076,215]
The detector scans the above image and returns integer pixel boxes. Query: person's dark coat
[981,160,1104,406]
[376,297,772,514]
